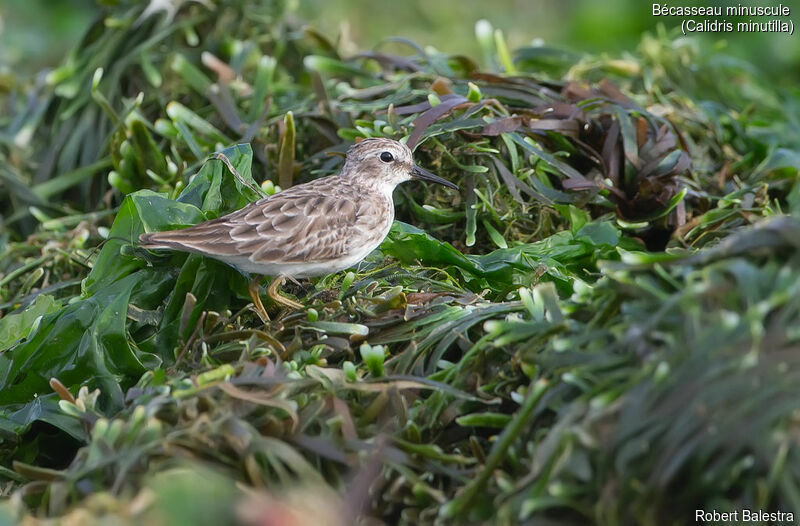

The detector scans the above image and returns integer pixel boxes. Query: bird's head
[342,138,458,194]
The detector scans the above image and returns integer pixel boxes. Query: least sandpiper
[139,138,457,320]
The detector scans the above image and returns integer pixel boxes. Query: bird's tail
[139,232,162,248]
[139,231,182,250]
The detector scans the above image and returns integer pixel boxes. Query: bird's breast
[353,193,394,246]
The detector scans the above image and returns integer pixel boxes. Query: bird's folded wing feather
[140,181,367,263]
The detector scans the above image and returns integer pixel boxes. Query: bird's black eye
[380,151,394,163]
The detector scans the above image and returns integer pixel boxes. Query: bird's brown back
[139,175,394,264]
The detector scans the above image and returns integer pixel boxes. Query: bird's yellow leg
[248,276,270,322]
[267,275,304,310]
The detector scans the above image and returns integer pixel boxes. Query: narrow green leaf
[278,111,295,189]
[170,54,212,94]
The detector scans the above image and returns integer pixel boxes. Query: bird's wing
[140,178,366,263]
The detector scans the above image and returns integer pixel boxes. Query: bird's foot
[267,275,304,310]
[248,277,270,322]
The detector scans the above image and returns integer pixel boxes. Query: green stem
[0,254,53,288]
[442,378,551,519]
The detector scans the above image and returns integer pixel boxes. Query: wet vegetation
[1,1,800,524]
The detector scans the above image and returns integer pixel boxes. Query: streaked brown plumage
[139,138,457,318]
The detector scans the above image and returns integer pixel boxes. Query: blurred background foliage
[3,0,799,84]
[0,0,98,75]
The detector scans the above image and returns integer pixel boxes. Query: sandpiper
[139,138,458,320]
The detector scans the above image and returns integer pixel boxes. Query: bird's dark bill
[411,165,458,189]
